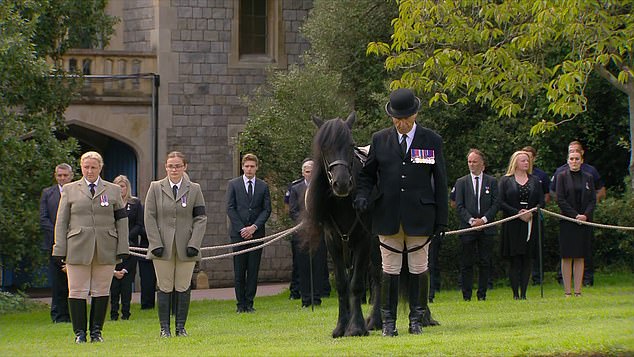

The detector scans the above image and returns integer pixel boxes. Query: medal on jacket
[411,148,435,164]
[126,203,131,211]
[485,186,490,194]
[181,195,187,208]
[100,194,109,207]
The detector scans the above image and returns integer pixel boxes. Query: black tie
[89,183,95,197]
[247,180,253,201]
[172,185,178,199]
[400,134,408,156]
[474,176,480,213]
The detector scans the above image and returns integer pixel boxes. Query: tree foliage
[368,0,634,185]
[0,0,115,282]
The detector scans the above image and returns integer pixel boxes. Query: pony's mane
[302,117,355,250]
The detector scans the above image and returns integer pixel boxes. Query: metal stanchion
[538,207,544,298]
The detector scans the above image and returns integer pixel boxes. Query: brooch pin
[181,195,187,208]
[100,194,109,207]
[485,186,490,194]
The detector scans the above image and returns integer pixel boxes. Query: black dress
[499,175,543,257]
[557,170,593,258]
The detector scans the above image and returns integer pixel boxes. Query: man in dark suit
[355,88,448,337]
[454,149,499,301]
[289,159,328,308]
[226,153,272,313]
[39,163,73,323]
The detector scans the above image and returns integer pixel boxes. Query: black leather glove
[151,247,164,257]
[433,226,447,241]
[53,256,65,267]
[116,253,128,260]
[186,247,199,257]
[353,197,368,212]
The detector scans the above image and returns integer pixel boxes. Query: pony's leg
[365,235,382,330]
[326,238,350,338]
[344,241,370,337]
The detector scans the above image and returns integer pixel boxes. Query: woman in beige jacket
[53,151,129,343]
[145,151,207,337]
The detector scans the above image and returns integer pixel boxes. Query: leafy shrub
[0,291,42,315]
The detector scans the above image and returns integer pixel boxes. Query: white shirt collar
[243,175,256,184]
[168,178,183,189]
[84,177,100,187]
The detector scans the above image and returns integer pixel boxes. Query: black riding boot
[420,270,440,327]
[68,298,87,343]
[175,288,191,337]
[381,272,399,337]
[408,273,424,334]
[89,296,109,342]
[157,291,172,337]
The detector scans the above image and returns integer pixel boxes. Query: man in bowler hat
[355,88,448,336]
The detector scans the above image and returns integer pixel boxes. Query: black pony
[303,112,382,338]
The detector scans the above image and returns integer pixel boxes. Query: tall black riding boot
[420,270,440,327]
[175,288,191,337]
[68,298,87,343]
[157,291,172,337]
[408,273,424,334]
[89,296,109,342]
[380,272,399,337]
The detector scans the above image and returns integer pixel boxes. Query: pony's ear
[345,111,356,129]
[312,115,324,128]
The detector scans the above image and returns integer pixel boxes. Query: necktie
[172,185,178,199]
[247,180,253,201]
[474,176,480,213]
[400,134,408,156]
[89,183,95,197]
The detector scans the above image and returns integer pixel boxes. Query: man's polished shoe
[463,297,471,302]
[477,296,486,301]
[236,307,246,313]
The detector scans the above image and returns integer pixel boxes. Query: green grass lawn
[1,272,632,356]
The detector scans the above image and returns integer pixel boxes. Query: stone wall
[166,0,313,287]
[123,0,155,52]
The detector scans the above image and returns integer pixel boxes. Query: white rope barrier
[125,207,633,260]
[540,208,634,231]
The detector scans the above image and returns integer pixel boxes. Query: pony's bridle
[322,150,354,188]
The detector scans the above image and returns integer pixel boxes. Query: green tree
[368,0,634,187]
[0,0,116,284]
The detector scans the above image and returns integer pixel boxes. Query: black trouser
[110,264,136,319]
[297,236,327,306]
[289,236,301,298]
[509,254,531,299]
[460,233,494,300]
[232,239,263,310]
[428,237,442,298]
[138,259,157,309]
[48,255,70,322]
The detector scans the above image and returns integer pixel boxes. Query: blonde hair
[505,151,533,176]
[113,175,134,203]
[242,153,259,166]
[80,151,104,168]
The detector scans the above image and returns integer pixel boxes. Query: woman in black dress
[555,151,595,297]
[110,175,144,320]
[498,151,544,300]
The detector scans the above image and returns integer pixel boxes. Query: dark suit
[39,184,70,323]
[110,198,144,319]
[556,170,596,258]
[289,180,327,307]
[226,176,271,311]
[455,173,499,300]
[358,125,448,237]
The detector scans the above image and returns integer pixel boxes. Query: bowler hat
[385,88,421,119]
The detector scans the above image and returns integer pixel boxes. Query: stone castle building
[61,0,313,287]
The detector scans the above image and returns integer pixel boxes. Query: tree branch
[594,64,630,94]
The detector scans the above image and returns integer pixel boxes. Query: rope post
[537,207,544,299]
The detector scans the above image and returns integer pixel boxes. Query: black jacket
[357,124,448,236]
[455,173,499,236]
[226,177,272,239]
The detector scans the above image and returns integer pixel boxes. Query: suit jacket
[556,169,596,220]
[288,181,307,223]
[226,176,271,239]
[40,184,62,250]
[53,178,129,265]
[357,124,448,236]
[144,176,207,261]
[455,173,499,236]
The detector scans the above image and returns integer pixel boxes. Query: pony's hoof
[332,326,346,338]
